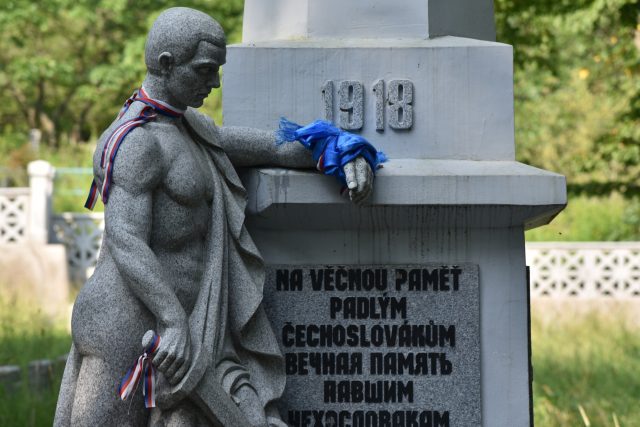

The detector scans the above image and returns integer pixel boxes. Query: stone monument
[223,1,566,426]
[54,7,374,427]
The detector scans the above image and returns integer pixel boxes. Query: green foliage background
[0,4,639,426]
[495,0,640,195]
[0,0,243,148]
[0,0,639,238]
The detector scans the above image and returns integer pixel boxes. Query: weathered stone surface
[228,0,567,426]
[54,7,285,426]
[240,160,566,230]
[263,264,481,426]
[247,222,537,426]
[223,38,515,161]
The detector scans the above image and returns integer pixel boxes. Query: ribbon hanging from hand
[84,87,185,210]
[117,333,161,409]
[275,118,387,186]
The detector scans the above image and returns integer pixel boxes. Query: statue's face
[165,41,226,108]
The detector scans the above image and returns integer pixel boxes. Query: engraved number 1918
[322,79,414,131]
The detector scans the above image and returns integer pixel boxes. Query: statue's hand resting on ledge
[344,156,374,205]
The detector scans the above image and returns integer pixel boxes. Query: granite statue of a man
[54,7,374,427]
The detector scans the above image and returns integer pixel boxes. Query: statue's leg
[53,343,81,427]
[63,271,154,426]
[70,354,148,426]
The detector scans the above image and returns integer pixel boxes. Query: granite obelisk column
[223,1,565,425]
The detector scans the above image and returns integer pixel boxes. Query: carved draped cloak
[155,109,286,424]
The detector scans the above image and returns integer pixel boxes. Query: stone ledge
[241,159,565,206]
[240,160,565,231]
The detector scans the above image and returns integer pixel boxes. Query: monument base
[242,163,564,426]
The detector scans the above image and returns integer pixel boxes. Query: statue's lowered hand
[151,324,191,386]
[343,156,374,205]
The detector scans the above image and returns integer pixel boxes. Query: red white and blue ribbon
[118,333,161,409]
[84,87,185,210]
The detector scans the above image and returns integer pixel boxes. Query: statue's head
[145,7,226,108]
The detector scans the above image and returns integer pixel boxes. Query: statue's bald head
[145,7,226,75]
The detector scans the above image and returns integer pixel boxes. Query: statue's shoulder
[94,104,164,196]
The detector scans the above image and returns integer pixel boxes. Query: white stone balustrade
[1,161,68,316]
[527,242,640,298]
[51,213,104,284]
[0,160,55,244]
[0,187,30,244]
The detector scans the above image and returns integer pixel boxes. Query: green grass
[526,193,640,242]
[0,373,64,427]
[531,300,640,426]
[0,297,71,427]
[0,298,71,366]
[0,296,638,425]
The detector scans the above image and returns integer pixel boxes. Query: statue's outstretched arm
[218,126,315,168]
[102,128,191,385]
[218,125,375,204]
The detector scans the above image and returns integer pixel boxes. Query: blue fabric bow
[276,118,387,186]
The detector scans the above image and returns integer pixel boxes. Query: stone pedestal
[223,2,566,425]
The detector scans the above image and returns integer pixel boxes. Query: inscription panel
[263,264,481,427]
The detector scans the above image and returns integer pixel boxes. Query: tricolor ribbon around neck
[118,333,161,409]
[84,87,185,210]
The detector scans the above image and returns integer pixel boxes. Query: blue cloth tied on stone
[276,118,387,186]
